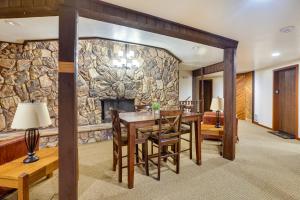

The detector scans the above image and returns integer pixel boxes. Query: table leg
[18,173,29,200]
[47,172,53,179]
[127,123,136,189]
[194,117,202,165]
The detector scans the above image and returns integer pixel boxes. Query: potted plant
[151,102,160,115]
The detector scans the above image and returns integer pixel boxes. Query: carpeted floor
[5,121,300,200]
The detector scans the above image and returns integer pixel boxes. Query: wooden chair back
[135,104,151,112]
[110,109,122,144]
[158,110,182,140]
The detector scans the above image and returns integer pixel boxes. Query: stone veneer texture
[0,39,179,131]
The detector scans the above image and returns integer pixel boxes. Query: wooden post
[223,48,237,160]
[192,75,197,111]
[200,68,204,114]
[58,5,78,200]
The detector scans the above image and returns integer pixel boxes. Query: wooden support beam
[223,48,237,160]
[77,1,238,49]
[58,5,78,200]
[192,62,224,77]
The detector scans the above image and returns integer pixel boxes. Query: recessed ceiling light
[192,46,207,55]
[280,26,295,33]
[4,20,20,26]
[272,52,280,57]
[192,46,200,51]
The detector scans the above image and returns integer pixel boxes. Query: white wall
[179,70,193,101]
[254,60,300,137]
[212,76,224,98]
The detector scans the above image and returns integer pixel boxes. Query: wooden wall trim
[192,62,224,77]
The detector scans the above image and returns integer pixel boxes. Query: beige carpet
[5,121,300,200]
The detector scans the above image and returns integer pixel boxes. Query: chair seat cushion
[137,124,169,134]
[181,124,191,133]
[117,129,149,145]
[149,134,180,144]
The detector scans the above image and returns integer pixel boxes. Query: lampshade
[11,102,52,130]
[210,97,224,111]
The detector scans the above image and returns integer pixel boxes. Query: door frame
[199,79,213,113]
[272,65,299,139]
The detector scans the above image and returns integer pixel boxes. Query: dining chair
[135,104,151,112]
[146,110,182,180]
[111,109,149,183]
[180,105,193,159]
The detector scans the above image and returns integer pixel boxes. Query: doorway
[273,65,298,138]
[199,79,213,113]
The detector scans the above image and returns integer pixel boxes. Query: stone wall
[0,39,179,131]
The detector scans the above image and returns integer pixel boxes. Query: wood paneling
[58,5,78,200]
[236,72,253,120]
[273,65,298,137]
[223,48,237,161]
[245,72,253,120]
[192,62,224,77]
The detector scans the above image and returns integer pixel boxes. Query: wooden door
[199,80,213,112]
[273,66,298,137]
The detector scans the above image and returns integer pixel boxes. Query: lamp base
[23,128,40,164]
[215,110,221,128]
[23,154,39,163]
[215,124,221,128]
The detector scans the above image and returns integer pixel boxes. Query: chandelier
[112,44,139,68]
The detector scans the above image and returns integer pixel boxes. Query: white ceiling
[1,0,300,72]
[0,17,223,70]
[102,0,300,72]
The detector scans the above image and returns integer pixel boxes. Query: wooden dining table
[119,111,202,189]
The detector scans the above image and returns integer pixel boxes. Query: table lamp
[210,97,224,128]
[11,102,51,163]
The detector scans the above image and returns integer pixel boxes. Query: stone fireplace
[0,38,180,132]
[101,99,135,122]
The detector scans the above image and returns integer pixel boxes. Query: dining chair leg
[176,143,180,174]
[113,143,117,171]
[163,146,168,162]
[189,130,193,159]
[151,141,154,155]
[157,146,161,181]
[135,144,139,164]
[118,145,122,183]
[144,142,149,176]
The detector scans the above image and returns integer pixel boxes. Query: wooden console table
[0,147,58,200]
[201,124,224,155]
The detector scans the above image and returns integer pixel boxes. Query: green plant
[151,102,160,111]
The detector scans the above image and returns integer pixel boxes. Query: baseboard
[252,121,273,130]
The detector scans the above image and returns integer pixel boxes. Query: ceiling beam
[192,62,224,77]
[0,0,59,18]
[77,1,238,49]
[0,0,238,49]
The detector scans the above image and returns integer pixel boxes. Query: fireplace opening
[101,99,135,123]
